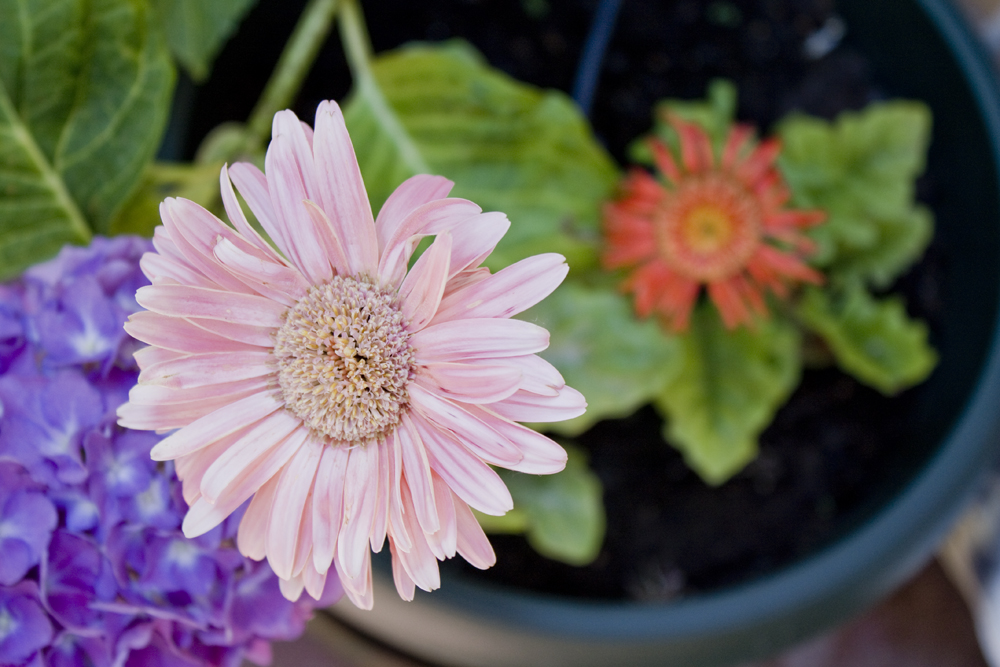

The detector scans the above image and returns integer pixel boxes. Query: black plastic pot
[327,0,1000,665]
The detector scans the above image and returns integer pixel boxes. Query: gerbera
[602,114,825,330]
[117,100,585,609]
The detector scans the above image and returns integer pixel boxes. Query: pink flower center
[656,173,762,282]
[274,276,415,444]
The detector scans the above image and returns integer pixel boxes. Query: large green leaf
[798,284,937,395]
[0,0,174,277]
[777,102,933,287]
[475,443,605,566]
[657,304,801,485]
[342,40,620,272]
[149,0,258,81]
[521,280,682,436]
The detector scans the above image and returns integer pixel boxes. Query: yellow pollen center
[274,276,415,444]
[680,205,735,254]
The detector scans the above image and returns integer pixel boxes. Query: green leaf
[628,78,738,166]
[476,443,606,566]
[342,40,620,272]
[0,0,174,278]
[656,304,801,485]
[798,284,937,395]
[149,0,259,81]
[520,280,683,436]
[777,101,933,287]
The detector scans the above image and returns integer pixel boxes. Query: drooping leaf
[628,78,739,165]
[149,0,258,81]
[0,0,175,277]
[798,284,937,395]
[521,280,682,436]
[476,443,605,566]
[342,40,620,272]
[656,304,801,485]
[777,102,933,287]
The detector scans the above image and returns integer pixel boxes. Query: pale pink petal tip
[121,98,586,611]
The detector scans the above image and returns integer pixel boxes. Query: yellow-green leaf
[798,284,937,395]
[657,304,801,485]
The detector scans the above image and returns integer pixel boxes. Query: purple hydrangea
[0,237,341,667]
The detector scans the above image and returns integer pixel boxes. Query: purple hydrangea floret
[0,237,341,667]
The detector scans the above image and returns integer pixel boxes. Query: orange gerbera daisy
[602,115,825,331]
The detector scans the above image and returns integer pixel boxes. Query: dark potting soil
[188,0,946,600]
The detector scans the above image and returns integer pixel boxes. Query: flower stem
[338,0,430,174]
[245,0,342,150]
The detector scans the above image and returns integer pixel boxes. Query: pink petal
[377,199,482,288]
[140,253,215,289]
[385,429,411,553]
[337,547,373,610]
[229,162,281,246]
[445,212,510,278]
[428,473,457,559]
[442,267,490,298]
[409,412,513,516]
[337,443,380,580]
[301,200,351,276]
[238,473,281,560]
[397,415,439,534]
[160,199,256,295]
[186,427,308,537]
[152,226,185,264]
[390,541,417,601]
[395,482,442,592]
[135,284,286,328]
[313,100,379,277]
[175,435,238,504]
[125,312,266,354]
[279,573,306,601]
[265,133,335,284]
[411,318,549,363]
[489,386,587,423]
[214,238,309,306]
[200,410,304,503]
[267,440,323,579]
[303,561,329,600]
[185,317,277,347]
[488,354,563,397]
[293,490,315,578]
[128,376,271,406]
[399,233,451,332]
[272,110,322,201]
[409,385,522,466]
[117,386,264,432]
[453,493,496,569]
[220,164,285,260]
[138,350,273,389]
[312,443,350,574]
[132,346,186,372]
[415,361,522,404]
[375,174,454,252]
[149,392,283,461]
[465,405,568,475]
[370,438,392,552]
[432,253,568,325]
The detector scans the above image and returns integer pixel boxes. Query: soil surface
[190,0,946,600]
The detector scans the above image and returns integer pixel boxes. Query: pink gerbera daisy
[602,114,825,331]
[117,100,585,609]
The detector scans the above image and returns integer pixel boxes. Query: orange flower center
[656,173,762,282]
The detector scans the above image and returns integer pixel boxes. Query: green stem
[338,0,430,174]
[244,0,341,150]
